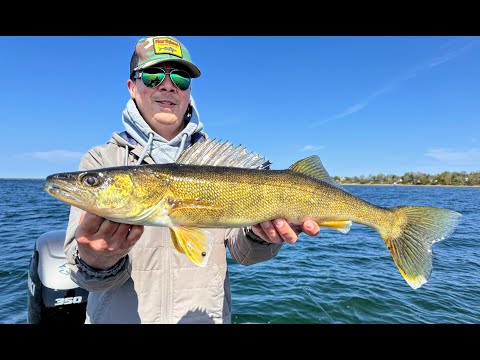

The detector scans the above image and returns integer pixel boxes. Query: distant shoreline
[1,178,479,188]
[342,183,480,188]
[0,178,45,181]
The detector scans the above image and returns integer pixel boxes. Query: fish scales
[44,139,461,288]
[153,164,386,228]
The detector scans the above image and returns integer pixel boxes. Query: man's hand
[251,218,320,244]
[75,211,144,269]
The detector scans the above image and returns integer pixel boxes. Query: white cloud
[311,37,480,128]
[425,148,480,165]
[24,150,84,162]
[300,145,325,152]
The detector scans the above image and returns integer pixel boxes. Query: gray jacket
[64,131,283,323]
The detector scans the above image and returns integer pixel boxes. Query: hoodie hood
[121,95,204,164]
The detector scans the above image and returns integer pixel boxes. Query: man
[64,36,320,323]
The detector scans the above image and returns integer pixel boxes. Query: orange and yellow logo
[153,37,183,58]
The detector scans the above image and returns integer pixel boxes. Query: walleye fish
[44,139,461,289]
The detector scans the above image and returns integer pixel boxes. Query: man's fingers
[79,212,105,234]
[251,224,270,243]
[251,224,265,237]
[97,218,122,238]
[303,220,320,236]
[272,219,298,244]
[251,219,320,245]
[79,211,86,224]
[127,225,144,243]
[111,223,132,241]
[259,221,283,244]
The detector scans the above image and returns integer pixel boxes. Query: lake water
[0,180,478,324]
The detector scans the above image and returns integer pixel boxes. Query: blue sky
[2,36,479,178]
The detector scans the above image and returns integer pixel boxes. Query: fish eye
[80,173,100,187]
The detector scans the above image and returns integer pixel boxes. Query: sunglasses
[134,68,191,91]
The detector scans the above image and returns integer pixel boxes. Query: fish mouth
[43,176,93,209]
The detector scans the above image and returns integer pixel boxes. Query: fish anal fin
[171,226,213,267]
[318,220,352,234]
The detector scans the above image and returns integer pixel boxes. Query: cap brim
[135,58,201,78]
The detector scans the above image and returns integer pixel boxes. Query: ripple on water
[1,181,480,324]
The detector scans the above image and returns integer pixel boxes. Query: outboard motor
[27,230,88,323]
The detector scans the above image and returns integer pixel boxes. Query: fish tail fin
[379,206,461,289]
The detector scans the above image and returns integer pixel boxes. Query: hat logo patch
[154,37,183,58]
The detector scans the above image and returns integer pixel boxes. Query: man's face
[128,61,191,138]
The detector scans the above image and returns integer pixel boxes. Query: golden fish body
[44,140,461,289]
[140,163,376,229]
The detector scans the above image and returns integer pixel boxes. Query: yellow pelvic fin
[170,225,213,267]
[169,229,185,254]
[318,220,352,234]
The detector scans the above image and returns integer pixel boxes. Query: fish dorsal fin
[288,155,342,189]
[177,138,271,169]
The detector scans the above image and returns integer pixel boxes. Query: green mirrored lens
[140,69,191,91]
[170,71,191,91]
[142,72,165,88]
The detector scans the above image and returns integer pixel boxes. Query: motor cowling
[27,230,89,323]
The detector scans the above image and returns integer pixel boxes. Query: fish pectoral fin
[168,198,219,212]
[170,226,213,267]
[318,220,352,234]
[167,199,225,224]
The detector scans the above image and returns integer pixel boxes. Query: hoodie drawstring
[136,132,154,165]
[174,133,189,161]
[131,132,187,166]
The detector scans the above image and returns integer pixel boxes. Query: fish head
[43,167,156,221]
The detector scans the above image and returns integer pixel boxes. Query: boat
[27,230,88,323]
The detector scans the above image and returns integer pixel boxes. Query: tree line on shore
[2,170,480,186]
[333,171,480,186]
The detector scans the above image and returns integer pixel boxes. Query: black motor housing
[27,230,89,323]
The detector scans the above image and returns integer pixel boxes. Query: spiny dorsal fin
[177,138,271,169]
[288,155,342,189]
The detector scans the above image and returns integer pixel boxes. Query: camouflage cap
[130,36,201,79]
